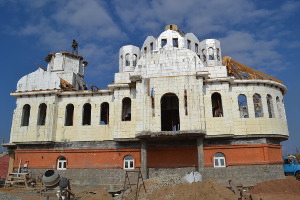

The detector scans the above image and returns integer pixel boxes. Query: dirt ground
[1,176,300,200]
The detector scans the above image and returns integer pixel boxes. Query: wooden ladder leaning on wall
[121,168,146,200]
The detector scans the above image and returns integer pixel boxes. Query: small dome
[165,24,178,31]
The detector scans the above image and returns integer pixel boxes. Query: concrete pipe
[42,170,61,188]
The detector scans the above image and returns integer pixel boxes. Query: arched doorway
[161,93,180,131]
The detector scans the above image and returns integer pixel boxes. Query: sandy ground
[0,176,299,200]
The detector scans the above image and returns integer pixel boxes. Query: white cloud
[113,0,273,36]
[221,31,283,73]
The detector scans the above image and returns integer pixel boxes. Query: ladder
[122,169,146,200]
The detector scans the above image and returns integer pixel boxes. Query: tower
[200,39,222,67]
[119,45,140,72]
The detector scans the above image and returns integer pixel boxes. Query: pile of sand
[118,175,237,200]
[250,177,300,194]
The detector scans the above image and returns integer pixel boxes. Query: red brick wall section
[13,144,283,170]
[14,148,141,169]
[203,144,282,167]
[148,146,198,168]
[0,154,10,178]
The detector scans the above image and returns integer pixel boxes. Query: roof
[222,56,283,84]
[45,52,83,63]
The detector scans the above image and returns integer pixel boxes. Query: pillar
[7,149,15,175]
[141,139,148,179]
[197,137,204,171]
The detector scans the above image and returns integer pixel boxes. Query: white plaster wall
[17,68,60,91]
[134,47,204,78]
[142,36,157,54]
[204,82,288,136]
[157,30,185,49]
[10,95,58,142]
[184,33,200,54]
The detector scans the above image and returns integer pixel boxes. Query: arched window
[211,92,223,117]
[276,97,282,118]
[195,43,199,53]
[65,104,74,126]
[37,103,47,126]
[100,102,109,125]
[82,103,91,125]
[161,39,167,47]
[253,93,263,118]
[57,156,67,170]
[123,155,134,169]
[214,153,226,167]
[238,94,249,118]
[125,53,130,66]
[132,54,137,67]
[173,38,178,47]
[187,39,191,49]
[266,94,274,118]
[217,48,220,60]
[208,47,214,60]
[21,104,31,126]
[122,98,131,121]
[161,93,180,131]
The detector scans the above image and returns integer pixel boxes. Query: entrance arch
[161,93,180,131]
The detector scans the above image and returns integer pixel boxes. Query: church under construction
[5,25,288,185]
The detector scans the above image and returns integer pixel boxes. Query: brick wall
[0,153,9,178]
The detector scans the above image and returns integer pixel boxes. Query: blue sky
[0,0,299,153]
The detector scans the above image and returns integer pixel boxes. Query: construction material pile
[116,174,237,200]
[248,176,300,200]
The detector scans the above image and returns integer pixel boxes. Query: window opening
[202,49,206,62]
[276,96,281,118]
[161,93,180,131]
[123,155,134,169]
[161,39,167,47]
[253,93,263,117]
[217,48,220,60]
[211,92,223,117]
[37,103,47,126]
[144,47,147,54]
[151,88,155,117]
[266,94,274,118]
[125,53,130,66]
[238,94,249,118]
[195,43,199,53]
[184,89,188,116]
[57,156,67,170]
[132,54,137,66]
[173,38,178,47]
[122,97,131,121]
[187,40,191,49]
[208,47,214,60]
[82,103,91,125]
[214,153,226,167]
[65,104,74,126]
[21,104,31,126]
[150,42,153,51]
[100,102,109,125]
